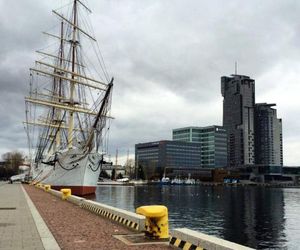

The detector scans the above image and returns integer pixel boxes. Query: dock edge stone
[170,228,254,250]
[66,194,86,206]
[48,189,62,198]
[81,199,146,231]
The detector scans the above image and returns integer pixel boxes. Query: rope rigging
[25,0,114,186]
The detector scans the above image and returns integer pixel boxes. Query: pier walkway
[23,184,171,250]
[0,182,171,250]
[0,182,254,250]
[0,182,59,250]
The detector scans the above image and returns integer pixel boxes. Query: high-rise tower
[254,103,283,166]
[221,74,255,167]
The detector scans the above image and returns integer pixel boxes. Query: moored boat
[25,0,114,196]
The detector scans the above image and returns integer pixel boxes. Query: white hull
[32,148,102,195]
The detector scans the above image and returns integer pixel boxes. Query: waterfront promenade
[1,182,256,250]
[0,182,59,250]
[0,182,171,250]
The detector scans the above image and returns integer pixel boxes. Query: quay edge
[170,228,254,250]
[32,183,256,250]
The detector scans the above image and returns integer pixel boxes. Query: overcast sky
[0,0,300,165]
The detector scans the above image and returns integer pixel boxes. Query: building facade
[135,140,201,179]
[254,103,283,166]
[172,125,227,168]
[221,74,255,167]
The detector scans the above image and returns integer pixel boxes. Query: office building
[135,140,201,179]
[221,74,255,167]
[172,125,227,168]
[254,103,283,166]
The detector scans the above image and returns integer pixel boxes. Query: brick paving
[0,182,44,250]
[24,184,171,250]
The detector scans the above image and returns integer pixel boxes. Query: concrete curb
[170,228,254,250]
[38,185,146,232]
[22,185,61,250]
[48,188,62,198]
[81,199,146,231]
[66,194,86,206]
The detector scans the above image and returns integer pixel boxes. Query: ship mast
[48,19,65,154]
[85,79,113,152]
[54,20,64,151]
[68,0,78,149]
[25,0,113,162]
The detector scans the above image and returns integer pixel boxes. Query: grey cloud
[1,0,300,165]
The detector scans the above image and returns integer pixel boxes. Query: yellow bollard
[136,205,169,239]
[44,185,51,192]
[60,189,71,200]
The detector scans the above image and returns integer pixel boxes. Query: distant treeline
[0,151,24,180]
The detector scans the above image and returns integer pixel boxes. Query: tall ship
[24,0,114,196]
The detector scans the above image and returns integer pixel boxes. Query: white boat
[116,178,130,183]
[184,174,196,185]
[161,177,170,185]
[130,180,148,185]
[161,171,170,184]
[25,0,114,196]
[184,179,196,185]
[161,169,170,184]
[171,177,184,185]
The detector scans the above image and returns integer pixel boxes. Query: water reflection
[94,185,295,249]
[220,187,286,249]
[283,189,300,250]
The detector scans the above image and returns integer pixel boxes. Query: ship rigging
[24,0,114,195]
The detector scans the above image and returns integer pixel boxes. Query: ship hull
[32,149,102,196]
[51,185,96,196]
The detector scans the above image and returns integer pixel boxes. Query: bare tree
[1,151,24,176]
[125,159,135,178]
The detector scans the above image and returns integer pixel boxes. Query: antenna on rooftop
[235,61,238,75]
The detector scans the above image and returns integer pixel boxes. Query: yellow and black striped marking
[169,236,205,250]
[81,203,139,231]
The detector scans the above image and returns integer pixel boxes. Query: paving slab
[0,182,44,250]
[21,185,60,250]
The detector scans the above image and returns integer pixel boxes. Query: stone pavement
[24,184,171,250]
[0,182,58,250]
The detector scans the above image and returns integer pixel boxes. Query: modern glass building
[172,125,227,168]
[135,140,201,179]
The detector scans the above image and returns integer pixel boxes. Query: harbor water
[93,185,300,249]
